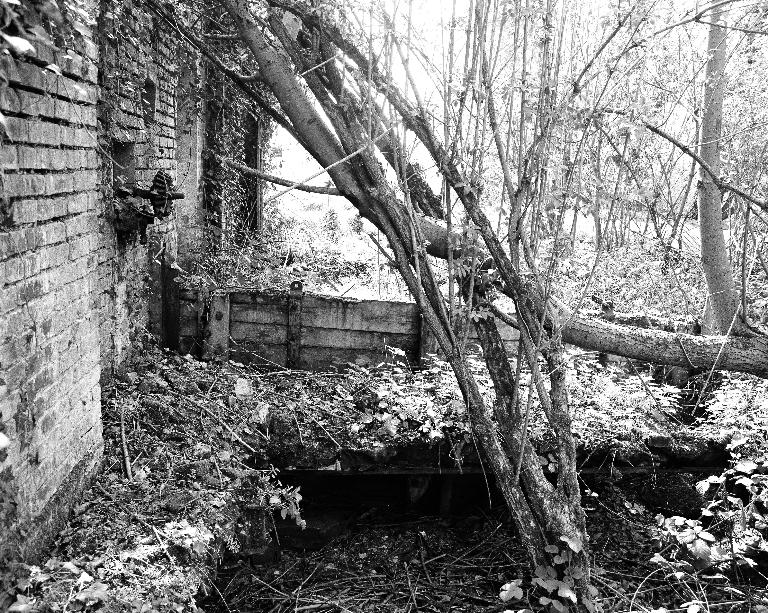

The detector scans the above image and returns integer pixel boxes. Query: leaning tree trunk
[149,0,768,604]
[698,5,741,334]
[212,0,595,606]
[146,0,768,377]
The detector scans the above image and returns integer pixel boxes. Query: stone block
[0,229,30,258]
[3,256,24,284]
[38,222,66,247]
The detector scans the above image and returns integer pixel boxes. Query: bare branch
[640,0,745,40]
[223,159,341,195]
[605,109,768,214]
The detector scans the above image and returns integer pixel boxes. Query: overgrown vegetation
[6,339,768,611]
[0,338,304,612]
[6,0,768,610]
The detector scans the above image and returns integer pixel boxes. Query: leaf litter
[3,340,763,612]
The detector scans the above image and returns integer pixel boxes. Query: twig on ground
[308,413,343,449]
[151,525,176,565]
[418,543,434,586]
[212,457,224,486]
[120,401,133,481]
[95,482,115,501]
[294,413,305,446]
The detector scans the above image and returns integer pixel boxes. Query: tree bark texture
[218,1,595,601]
[698,6,741,334]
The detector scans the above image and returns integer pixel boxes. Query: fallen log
[151,0,768,379]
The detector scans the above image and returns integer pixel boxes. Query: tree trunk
[155,0,768,378]
[217,2,596,606]
[151,0,768,377]
[146,1,768,609]
[414,215,768,376]
[698,5,741,334]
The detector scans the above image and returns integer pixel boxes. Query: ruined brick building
[0,0,259,559]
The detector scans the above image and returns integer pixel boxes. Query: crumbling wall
[97,0,180,363]
[175,46,205,270]
[0,8,104,560]
[198,28,271,255]
[0,0,198,560]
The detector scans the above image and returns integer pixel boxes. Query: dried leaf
[560,535,583,553]
[75,581,109,604]
[499,580,524,602]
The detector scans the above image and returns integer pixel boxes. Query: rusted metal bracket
[287,280,304,368]
[113,170,185,243]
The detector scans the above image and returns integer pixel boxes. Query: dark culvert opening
[199,470,518,612]
[273,472,501,549]
[198,460,731,612]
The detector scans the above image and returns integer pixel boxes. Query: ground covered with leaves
[0,341,302,612]
[4,342,768,612]
[86,341,750,475]
[211,484,768,613]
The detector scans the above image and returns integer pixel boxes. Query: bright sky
[265,0,741,237]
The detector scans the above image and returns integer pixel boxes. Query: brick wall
[0,8,104,559]
[0,0,198,560]
[97,0,180,364]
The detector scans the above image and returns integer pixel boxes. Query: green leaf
[688,539,712,565]
[554,552,572,564]
[695,480,712,496]
[735,461,757,474]
[650,553,667,564]
[560,535,583,553]
[534,565,557,579]
[533,577,560,593]
[568,566,585,580]
[75,582,109,604]
[728,435,748,450]
[551,599,567,612]
[558,583,578,603]
[499,580,524,602]
[698,531,716,543]
[8,595,35,613]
